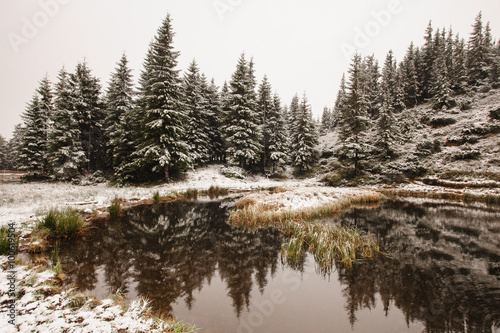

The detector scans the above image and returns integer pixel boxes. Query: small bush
[452,146,481,160]
[320,150,335,159]
[109,197,121,219]
[388,156,427,179]
[416,139,441,155]
[152,191,160,204]
[220,166,245,179]
[38,207,86,239]
[459,99,473,111]
[207,186,229,198]
[0,226,13,255]
[184,188,198,199]
[490,107,500,120]
[446,135,478,146]
[429,117,457,128]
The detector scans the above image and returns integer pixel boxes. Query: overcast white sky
[1,0,499,139]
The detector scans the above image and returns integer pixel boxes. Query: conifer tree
[338,53,371,177]
[288,94,300,142]
[0,135,8,170]
[431,32,454,109]
[381,50,405,112]
[133,14,191,182]
[420,21,436,99]
[363,55,381,117]
[37,75,54,170]
[223,53,262,168]
[104,53,135,173]
[375,90,400,159]
[401,43,420,107]
[267,93,288,173]
[334,74,347,118]
[204,78,224,162]
[320,107,333,134]
[6,124,25,171]
[48,68,86,179]
[290,93,317,174]
[71,61,104,173]
[451,35,469,92]
[19,94,45,174]
[467,12,488,84]
[183,60,211,166]
[257,75,273,171]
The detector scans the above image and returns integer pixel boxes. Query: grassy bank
[230,189,382,269]
[230,190,382,227]
[380,188,500,205]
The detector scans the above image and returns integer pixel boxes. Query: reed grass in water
[280,221,379,270]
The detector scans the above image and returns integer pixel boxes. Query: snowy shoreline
[1,165,500,332]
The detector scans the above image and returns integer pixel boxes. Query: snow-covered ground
[0,165,320,228]
[0,257,186,332]
[1,164,499,332]
[236,186,379,212]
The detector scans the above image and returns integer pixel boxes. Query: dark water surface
[57,199,500,332]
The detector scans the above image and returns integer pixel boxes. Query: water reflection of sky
[57,199,500,332]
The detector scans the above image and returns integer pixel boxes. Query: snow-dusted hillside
[318,88,500,185]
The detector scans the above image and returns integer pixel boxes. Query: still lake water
[57,199,500,332]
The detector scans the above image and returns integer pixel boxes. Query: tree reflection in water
[57,199,500,332]
[59,200,282,317]
[332,199,500,332]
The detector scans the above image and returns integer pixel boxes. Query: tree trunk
[164,164,170,183]
[354,149,358,177]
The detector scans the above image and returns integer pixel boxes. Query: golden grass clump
[280,221,379,270]
[230,191,382,227]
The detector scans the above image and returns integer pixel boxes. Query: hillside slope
[318,88,500,185]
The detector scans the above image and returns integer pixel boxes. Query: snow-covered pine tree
[337,53,371,177]
[334,74,347,121]
[115,43,154,181]
[0,135,7,170]
[363,55,381,118]
[267,93,288,173]
[451,35,469,93]
[203,78,225,162]
[290,93,318,174]
[257,75,273,172]
[420,21,436,99]
[19,94,47,174]
[70,61,104,173]
[431,32,454,109]
[223,53,262,169]
[467,12,488,85]
[444,29,456,76]
[320,107,332,134]
[6,124,25,171]
[381,50,405,112]
[375,90,400,159]
[104,53,135,174]
[133,14,191,182]
[483,22,500,84]
[375,51,402,159]
[36,75,54,172]
[48,67,86,179]
[400,43,420,107]
[183,60,211,166]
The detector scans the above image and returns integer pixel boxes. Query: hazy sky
[1,0,499,139]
